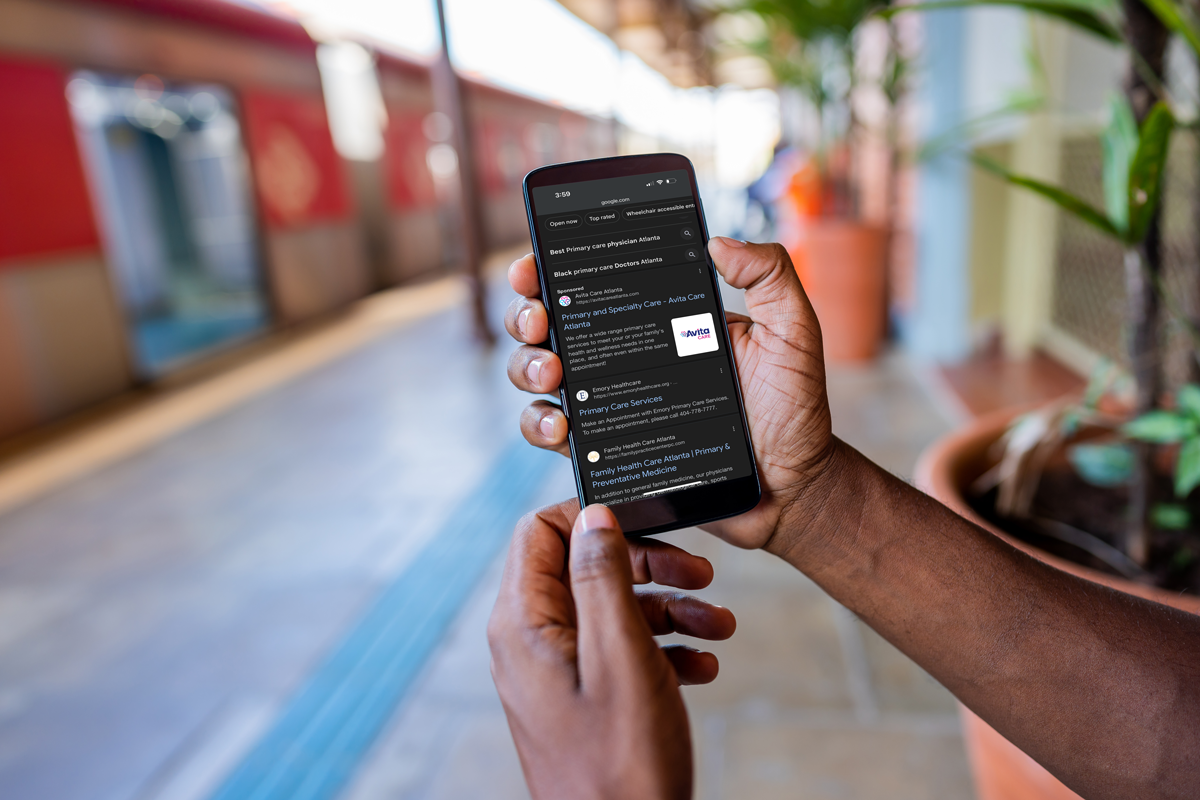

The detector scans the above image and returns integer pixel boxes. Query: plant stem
[1125,245,1160,565]
[1191,9,1200,383]
[1121,0,1170,120]
[1120,0,1169,566]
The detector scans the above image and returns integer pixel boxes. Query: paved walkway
[0,268,974,800]
[345,351,974,800]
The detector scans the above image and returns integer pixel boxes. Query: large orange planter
[791,221,887,362]
[915,407,1200,800]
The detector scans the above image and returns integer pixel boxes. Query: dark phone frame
[523,152,761,537]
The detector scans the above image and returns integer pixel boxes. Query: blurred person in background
[740,140,795,241]
[489,238,1200,800]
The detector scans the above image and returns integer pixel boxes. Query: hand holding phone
[507,231,838,551]
[522,154,764,536]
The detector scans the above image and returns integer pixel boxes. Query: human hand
[488,499,736,800]
[504,239,839,553]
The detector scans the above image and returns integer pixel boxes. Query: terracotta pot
[790,221,887,362]
[915,407,1200,800]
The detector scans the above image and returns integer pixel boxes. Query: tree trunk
[1125,244,1160,565]
[1120,0,1168,565]
[1190,3,1200,383]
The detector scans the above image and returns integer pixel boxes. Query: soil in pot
[970,462,1200,594]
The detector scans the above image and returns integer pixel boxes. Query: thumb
[569,505,659,692]
[708,237,818,340]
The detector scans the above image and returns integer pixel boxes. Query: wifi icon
[657,180,663,184]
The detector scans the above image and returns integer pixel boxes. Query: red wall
[240,90,353,229]
[0,57,100,265]
[383,111,437,211]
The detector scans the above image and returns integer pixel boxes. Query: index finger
[508,253,541,298]
[491,498,579,637]
[488,499,581,691]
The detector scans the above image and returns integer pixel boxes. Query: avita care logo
[671,312,719,357]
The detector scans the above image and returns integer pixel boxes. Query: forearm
[770,439,1200,800]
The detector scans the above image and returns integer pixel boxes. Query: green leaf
[1152,503,1191,530]
[876,1,1122,42]
[1176,437,1200,496]
[1141,0,1200,60]
[1126,102,1175,244]
[1122,410,1198,443]
[1068,443,1134,487]
[1177,384,1200,419]
[1100,94,1137,235]
[970,153,1119,238]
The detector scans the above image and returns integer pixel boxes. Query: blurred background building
[0,0,1186,798]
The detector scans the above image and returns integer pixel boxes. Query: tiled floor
[0,268,975,800]
[345,350,974,800]
[0,276,528,800]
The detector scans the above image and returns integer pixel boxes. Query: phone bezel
[523,152,762,537]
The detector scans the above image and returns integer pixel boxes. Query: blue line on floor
[207,440,557,800]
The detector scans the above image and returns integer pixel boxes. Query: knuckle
[514,507,541,536]
[519,406,547,438]
[506,348,533,381]
[768,242,792,271]
[486,615,505,652]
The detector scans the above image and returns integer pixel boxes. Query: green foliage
[735,0,890,114]
[1126,103,1174,243]
[1141,0,1200,59]
[876,0,1121,42]
[969,153,1119,236]
[1178,384,1200,417]
[745,0,890,44]
[1123,410,1198,443]
[969,102,1173,246]
[1171,545,1198,569]
[1068,443,1134,487]
[1100,94,1137,234]
[1120,385,1200,500]
[1152,503,1191,530]
[1175,437,1200,496]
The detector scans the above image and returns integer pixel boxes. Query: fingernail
[712,236,746,248]
[539,415,556,438]
[527,358,544,385]
[517,307,531,337]
[573,503,617,534]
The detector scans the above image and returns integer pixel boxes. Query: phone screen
[529,167,755,507]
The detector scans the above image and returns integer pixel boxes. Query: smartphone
[523,153,761,537]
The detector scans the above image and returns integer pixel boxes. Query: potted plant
[731,0,903,360]
[893,1,1200,797]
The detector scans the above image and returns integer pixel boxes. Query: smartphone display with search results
[523,153,761,537]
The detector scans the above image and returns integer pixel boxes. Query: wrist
[763,437,860,565]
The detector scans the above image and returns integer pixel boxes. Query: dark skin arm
[496,237,1200,800]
